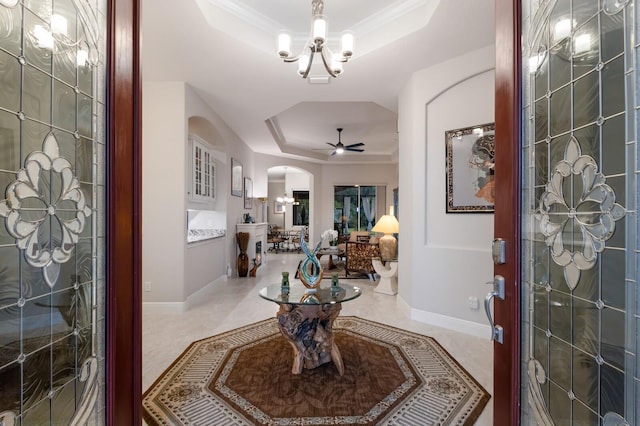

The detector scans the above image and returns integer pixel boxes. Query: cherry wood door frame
[494,1,521,425]
[106,0,142,423]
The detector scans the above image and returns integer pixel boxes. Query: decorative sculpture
[297,229,324,288]
[281,271,290,294]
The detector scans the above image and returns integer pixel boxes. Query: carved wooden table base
[275,302,344,376]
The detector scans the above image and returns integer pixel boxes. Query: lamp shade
[372,214,399,261]
[372,215,399,235]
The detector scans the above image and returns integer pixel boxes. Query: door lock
[484,275,505,343]
[492,238,506,264]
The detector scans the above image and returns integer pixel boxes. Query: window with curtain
[333,185,380,236]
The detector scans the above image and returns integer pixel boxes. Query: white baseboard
[143,275,226,313]
[410,308,491,339]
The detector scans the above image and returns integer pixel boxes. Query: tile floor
[143,252,494,425]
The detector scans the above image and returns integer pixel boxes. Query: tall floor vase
[237,232,250,277]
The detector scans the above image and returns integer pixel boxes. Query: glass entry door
[519,0,637,424]
[0,0,106,422]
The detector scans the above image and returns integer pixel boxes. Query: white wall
[398,45,495,332]
[267,181,285,228]
[143,82,258,306]
[142,82,187,303]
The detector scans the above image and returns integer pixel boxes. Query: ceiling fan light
[336,145,344,154]
[277,32,291,58]
[341,32,354,57]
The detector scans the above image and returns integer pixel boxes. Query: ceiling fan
[326,128,365,155]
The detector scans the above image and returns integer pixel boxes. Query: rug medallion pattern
[143,317,489,425]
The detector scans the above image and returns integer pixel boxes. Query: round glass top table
[258,282,361,305]
[258,283,361,376]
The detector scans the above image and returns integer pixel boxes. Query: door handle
[484,275,505,343]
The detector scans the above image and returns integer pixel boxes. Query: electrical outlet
[144,281,151,292]
[468,296,479,310]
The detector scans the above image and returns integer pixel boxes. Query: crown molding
[352,0,437,36]
[200,0,283,34]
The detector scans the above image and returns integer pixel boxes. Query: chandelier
[277,0,354,78]
[277,193,295,204]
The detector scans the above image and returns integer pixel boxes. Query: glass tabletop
[259,282,361,305]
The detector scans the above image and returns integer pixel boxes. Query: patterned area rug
[143,317,490,425]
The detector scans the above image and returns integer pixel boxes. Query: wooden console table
[258,283,361,376]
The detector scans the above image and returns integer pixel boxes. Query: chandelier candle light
[277,0,354,78]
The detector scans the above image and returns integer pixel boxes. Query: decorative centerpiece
[236,232,250,277]
[297,229,324,289]
[321,229,339,250]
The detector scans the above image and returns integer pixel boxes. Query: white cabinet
[236,223,268,266]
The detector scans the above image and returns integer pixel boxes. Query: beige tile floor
[143,252,493,425]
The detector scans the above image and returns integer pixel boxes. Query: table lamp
[372,210,399,261]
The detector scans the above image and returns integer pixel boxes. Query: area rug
[143,317,490,425]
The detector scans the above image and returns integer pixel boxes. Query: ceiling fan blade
[331,150,337,156]
[346,148,365,152]
[326,142,337,148]
[346,142,365,148]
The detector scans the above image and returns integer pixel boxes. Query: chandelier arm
[282,39,314,62]
[319,46,339,78]
[300,49,315,78]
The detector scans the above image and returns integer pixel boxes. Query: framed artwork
[274,201,284,214]
[445,122,495,213]
[231,158,243,197]
[243,177,253,209]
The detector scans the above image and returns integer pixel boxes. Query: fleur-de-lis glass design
[0,132,92,287]
[535,136,625,290]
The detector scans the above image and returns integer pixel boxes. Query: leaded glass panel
[521,0,637,424]
[0,0,106,423]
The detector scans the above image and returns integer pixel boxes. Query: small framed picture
[274,201,284,214]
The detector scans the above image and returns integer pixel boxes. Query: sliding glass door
[333,185,379,235]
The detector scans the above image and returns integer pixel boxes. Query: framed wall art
[445,122,495,213]
[274,201,284,214]
[231,158,243,197]
[243,177,253,209]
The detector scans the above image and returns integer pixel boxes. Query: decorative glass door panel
[0,0,106,423]
[521,0,637,424]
